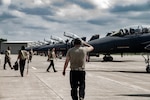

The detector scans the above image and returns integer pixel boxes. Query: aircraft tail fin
[64,32,80,39]
[81,37,86,41]
[88,34,99,41]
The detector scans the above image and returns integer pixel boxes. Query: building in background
[1,41,33,54]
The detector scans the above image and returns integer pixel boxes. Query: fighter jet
[37,35,69,56]
[36,32,99,56]
[25,39,54,53]
[88,25,150,72]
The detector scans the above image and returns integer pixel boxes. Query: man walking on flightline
[62,38,94,100]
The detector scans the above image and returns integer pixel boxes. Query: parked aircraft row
[26,25,150,73]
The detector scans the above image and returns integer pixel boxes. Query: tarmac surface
[0,54,150,100]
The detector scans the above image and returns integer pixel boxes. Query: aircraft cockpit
[107,25,150,37]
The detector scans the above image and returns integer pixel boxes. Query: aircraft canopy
[107,25,150,37]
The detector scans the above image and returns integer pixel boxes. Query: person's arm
[53,52,57,60]
[82,41,94,52]
[27,51,30,63]
[5,50,9,58]
[17,50,20,61]
[62,56,70,76]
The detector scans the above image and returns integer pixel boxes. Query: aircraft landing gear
[103,55,113,61]
[146,65,150,73]
[142,54,150,73]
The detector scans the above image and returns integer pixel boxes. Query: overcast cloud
[0,0,150,41]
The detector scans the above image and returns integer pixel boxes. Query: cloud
[55,4,92,20]
[0,0,150,41]
[42,16,65,23]
[67,0,95,9]
[0,12,16,21]
[0,0,11,6]
[19,7,54,15]
[24,25,48,30]
[87,17,115,26]
[33,0,44,5]
[88,0,111,9]
[110,2,150,13]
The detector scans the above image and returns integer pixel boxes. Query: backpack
[20,50,28,60]
[13,61,18,71]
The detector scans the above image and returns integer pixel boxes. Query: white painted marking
[32,67,37,70]
[97,75,150,92]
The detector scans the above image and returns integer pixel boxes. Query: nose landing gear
[142,54,150,73]
[146,65,150,73]
[103,55,113,61]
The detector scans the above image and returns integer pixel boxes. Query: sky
[0,0,150,42]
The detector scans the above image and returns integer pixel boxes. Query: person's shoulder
[5,50,10,53]
[68,47,75,51]
[21,50,27,53]
[67,48,74,54]
[6,49,9,52]
[24,50,28,53]
[22,50,27,51]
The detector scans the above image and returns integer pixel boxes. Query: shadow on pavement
[86,70,147,74]
[118,94,150,97]
[90,59,137,62]
[0,75,20,77]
